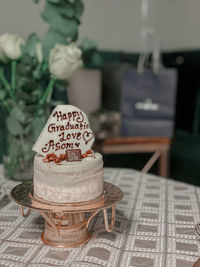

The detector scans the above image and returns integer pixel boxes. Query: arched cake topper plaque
[32,105,94,156]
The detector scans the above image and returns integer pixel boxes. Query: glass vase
[3,131,34,181]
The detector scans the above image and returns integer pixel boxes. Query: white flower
[0,33,25,61]
[49,43,83,80]
[0,47,8,63]
[35,42,43,64]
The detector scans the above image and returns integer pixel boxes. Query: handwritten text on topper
[32,105,94,156]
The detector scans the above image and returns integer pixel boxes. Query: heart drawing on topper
[32,105,95,156]
[83,131,94,145]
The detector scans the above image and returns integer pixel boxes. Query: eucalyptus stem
[46,78,56,104]
[0,68,13,99]
[42,62,48,71]
[11,61,17,93]
[37,77,56,114]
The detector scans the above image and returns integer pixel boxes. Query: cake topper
[32,105,94,157]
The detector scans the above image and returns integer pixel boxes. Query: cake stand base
[41,232,91,248]
[40,212,92,248]
[10,182,123,248]
[41,221,91,247]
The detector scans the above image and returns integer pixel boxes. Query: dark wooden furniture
[100,137,171,177]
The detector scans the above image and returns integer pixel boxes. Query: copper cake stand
[10,182,123,248]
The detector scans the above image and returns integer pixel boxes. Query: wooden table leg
[141,151,160,174]
[158,150,169,177]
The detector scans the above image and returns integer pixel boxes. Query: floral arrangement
[0,0,102,180]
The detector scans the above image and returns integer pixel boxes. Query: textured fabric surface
[0,165,200,266]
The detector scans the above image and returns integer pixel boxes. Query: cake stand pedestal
[10,182,123,248]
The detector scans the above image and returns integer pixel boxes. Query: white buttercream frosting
[33,152,104,203]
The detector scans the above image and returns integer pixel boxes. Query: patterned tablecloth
[0,165,200,267]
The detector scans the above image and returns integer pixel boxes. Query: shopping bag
[120,69,177,137]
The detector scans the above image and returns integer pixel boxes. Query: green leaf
[6,116,23,136]
[26,33,40,58]
[42,30,67,60]
[51,16,78,39]
[90,52,103,67]
[6,99,17,108]
[32,115,46,140]
[7,135,20,154]
[33,0,40,3]
[24,124,32,135]
[24,104,38,114]
[58,4,74,18]
[42,1,74,21]
[25,81,39,92]
[16,76,30,89]
[74,0,84,19]
[67,0,77,4]
[55,80,67,92]
[0,89,7,100]
[18,100,25,109]
[31,89,43,98]
[10,107,26,124]
[41,2,60,23]
[23,143,34,162]
[19,53,37,69]
[16,91,36,104]
[80,38,97,52]
[28,33,40,43]
[33,65,44,80]
[25,116,34,124]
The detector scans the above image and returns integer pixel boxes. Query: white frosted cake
[33,152,104,203]
[32,105,104,204]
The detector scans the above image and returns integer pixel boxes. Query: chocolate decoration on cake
[66,149,81,162]
[83,131,94,145]
[32,105,95,161]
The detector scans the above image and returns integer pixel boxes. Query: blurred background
[1,0,200,51]
[0,0,200,185]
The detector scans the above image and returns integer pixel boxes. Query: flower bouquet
[0,0,102,180]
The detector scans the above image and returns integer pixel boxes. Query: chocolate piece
[66,149,82,162]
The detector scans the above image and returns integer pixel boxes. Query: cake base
[10,182,123,247]
[33,153,104,203]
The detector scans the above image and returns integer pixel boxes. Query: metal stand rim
[10,181,123,213]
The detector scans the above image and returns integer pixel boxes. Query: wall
[0,0,200,53]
